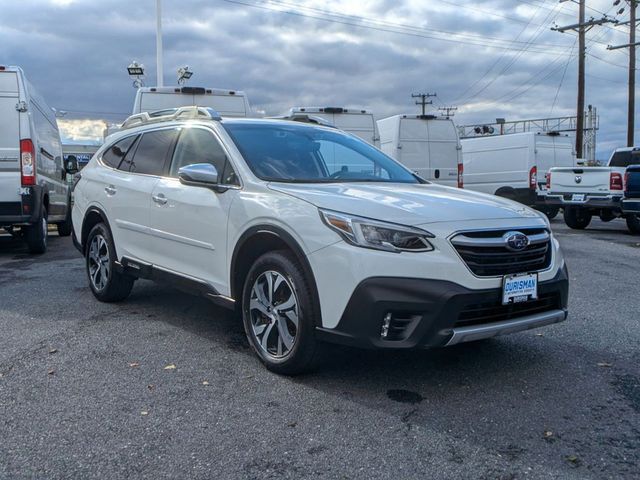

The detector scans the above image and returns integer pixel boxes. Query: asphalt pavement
[0,218,638,479]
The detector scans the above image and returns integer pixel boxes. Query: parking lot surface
[1,218,639,479]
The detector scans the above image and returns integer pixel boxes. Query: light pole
[157,0,164,87]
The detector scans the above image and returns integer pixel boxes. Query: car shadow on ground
[129,278,567,402]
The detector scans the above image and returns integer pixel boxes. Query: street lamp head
[127,61,145,77]
[127,61,145,88]
[177,65,193,85]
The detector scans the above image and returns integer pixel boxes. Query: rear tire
[25,208,48,254]
[57,205,73,237]
[241,250,321,375]
[86,223,134,302]
[563,206,592,230]
[626,214,640,234]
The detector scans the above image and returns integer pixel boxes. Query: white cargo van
[132,86,251,117]
[461,132,576,217]
[283,107,380,147]
[377,114,462,187]
[0,66,76,253]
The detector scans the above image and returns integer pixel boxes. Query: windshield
[223,122,420,183]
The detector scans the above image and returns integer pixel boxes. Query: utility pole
[438,106,458,118]
[577,0,585,159]
[609,1,638,146]
[156,0,164,87]
[631,1,636,147]
[412,92,437,115]
[552,2,617,158]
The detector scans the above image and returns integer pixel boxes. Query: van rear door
[535,135,574,192]
[398,118,429,179]
[426,120,459,187]
[0,71,21,205]
[139,91,248,117]
[331,113,377,146]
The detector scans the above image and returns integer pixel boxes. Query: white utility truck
[0,65,77,253]
[132,86,252,117]
[546,146,640,229]
[377,114,462,188]
[281,107,380,147]
[461,132,576,218]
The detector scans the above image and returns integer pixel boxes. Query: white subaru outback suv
[72,107,568,374]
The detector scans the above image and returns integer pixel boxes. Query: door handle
[152,193,167,205]
[104,185,116,195]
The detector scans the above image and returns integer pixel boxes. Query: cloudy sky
[0,0,634,158]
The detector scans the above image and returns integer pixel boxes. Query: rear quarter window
[121,129,178,176]
[101,135,138,169]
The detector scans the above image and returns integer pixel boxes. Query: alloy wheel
[88,234,110,291]
[249,270,299,358]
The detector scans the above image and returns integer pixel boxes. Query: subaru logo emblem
[575,175,582,184]
[503,231,530,252]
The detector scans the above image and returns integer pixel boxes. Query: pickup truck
[546,147,640,230]
[622,165,640,233]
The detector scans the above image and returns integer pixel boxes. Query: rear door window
[101,135,138,169]
[121,129,177,175]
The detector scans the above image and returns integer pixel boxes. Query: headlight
[319,209,434,253]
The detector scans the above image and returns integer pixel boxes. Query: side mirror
[178,163,219,188]
[65,155,79,174]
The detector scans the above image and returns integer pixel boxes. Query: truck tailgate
[549,167,611,194]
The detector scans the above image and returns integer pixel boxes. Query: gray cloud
[0,0,633,158]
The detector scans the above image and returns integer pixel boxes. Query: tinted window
[170,127,238,184]
[223,123,418,184]
[121,129,177,175]
[102,135,138,169]
[610,150,640,168]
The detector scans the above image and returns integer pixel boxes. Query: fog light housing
[381,313,392,339]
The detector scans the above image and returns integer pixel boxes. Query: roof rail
[120,106,222,130]
[269,113,337,128]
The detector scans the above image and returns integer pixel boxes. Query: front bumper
[545,193,622,209]
[622,199,640,214]
[315,265,568,349]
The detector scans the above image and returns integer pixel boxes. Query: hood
[268,182,544,226]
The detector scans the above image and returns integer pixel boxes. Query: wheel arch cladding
[81,207,115,256]
[230,225,322,326]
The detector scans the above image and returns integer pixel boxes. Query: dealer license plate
[502,273,538,305]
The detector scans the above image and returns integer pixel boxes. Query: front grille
[451,228,552,277]
[455,292,561,329]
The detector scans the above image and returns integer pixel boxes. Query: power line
[453,0,548,102]
[551,38,578,113]
[218,0,573,53]
[458,1,565,104]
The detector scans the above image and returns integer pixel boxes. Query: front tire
[25,208,48,254]
[544,206,560,220]
[241,250,321,375]
[86,223,134,302]
[627,214,640,234]
[564,206,592,230]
